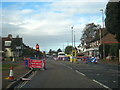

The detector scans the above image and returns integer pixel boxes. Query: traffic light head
[36,49,39,52]
[36,44,39,52]
[36,44,39,49]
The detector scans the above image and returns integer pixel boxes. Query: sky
[1,0,109,52]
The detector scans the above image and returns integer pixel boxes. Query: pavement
[2,60,30,89]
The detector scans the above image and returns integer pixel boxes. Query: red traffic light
[36,44,39,49]
[36,44,39,52]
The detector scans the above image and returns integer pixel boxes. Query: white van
[57,52,66,60]
[58,52,65,58]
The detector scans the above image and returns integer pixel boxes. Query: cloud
[20,9,33,14]
[51,1,107,15]
[2,0,109,2]
[2,1,108,51]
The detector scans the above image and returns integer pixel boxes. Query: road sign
[29,59,43,68]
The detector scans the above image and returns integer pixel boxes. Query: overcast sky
[1,0,109,52]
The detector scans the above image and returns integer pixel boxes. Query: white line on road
[92,79,112,90]
[67,66,72,69]
[75,70,86,76]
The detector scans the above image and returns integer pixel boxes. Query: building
[81,33,119,58]
[101,33,119,44]
[2,34,23,58]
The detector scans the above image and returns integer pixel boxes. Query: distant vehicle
[57,52,66,60]
[58,52,65,57]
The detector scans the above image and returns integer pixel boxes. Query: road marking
[96,74,100,76]
[75,70,86,76]
[67,66,72,69]
[92,79,112,90]
[113,81,116,83]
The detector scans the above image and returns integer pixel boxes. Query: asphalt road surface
[61,59,119,89]
[21,58,118,89]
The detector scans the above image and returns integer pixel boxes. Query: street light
[71,26,73,57]
[74,31,75,48]
[100,9,105,59]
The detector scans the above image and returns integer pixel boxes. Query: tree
[57,48,62,53]
[48,49,52,55]
[105,1,120,42]
[48,49,57,56]
[99,44,110,59]
[80,23,101,46]
[22,48,35,57]
[65,46,73,54]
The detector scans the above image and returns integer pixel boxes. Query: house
[2,34,23,58]
[83,33,119,58]
[101,33,119,44]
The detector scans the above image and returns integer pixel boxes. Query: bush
[99,43,120,59]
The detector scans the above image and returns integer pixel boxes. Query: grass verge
[2,63,17,71]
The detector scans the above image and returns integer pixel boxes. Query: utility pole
[74,31,75,48]
[63,43,64,52]
[100,9,105,59]
[70,26,74,62]
[71,26,73,57]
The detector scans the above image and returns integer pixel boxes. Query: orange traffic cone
[8,66,14,80]
[5,66,15,80]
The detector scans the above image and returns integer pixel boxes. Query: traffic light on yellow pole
[36,44,39,52]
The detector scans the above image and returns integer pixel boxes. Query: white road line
[67,66,72,69]
[75,70,86,76]
[92,79,112,90]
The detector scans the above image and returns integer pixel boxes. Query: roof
[101,33,119,44]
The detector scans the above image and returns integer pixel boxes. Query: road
[20,58,118,89]
[61,59,119,89]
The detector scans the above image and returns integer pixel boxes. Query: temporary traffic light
[42,51,45,54]
[36,44,39,52]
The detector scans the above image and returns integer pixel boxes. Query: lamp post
[74,31,75,48]
[70,26,74,62]
[71,26,73,57]
[100,9,105,59]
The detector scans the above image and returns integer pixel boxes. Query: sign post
[36,44,40,58]
[119,49,120,64]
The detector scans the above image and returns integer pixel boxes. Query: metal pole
[71,26,73,57]
[100,9,105,59]
[63,43,64,52]
[99,29,102,45]
[119,49,120,64]
[74,31,75,48]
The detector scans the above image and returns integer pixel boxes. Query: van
[57,52,66,60]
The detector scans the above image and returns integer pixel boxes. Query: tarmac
[1,58,118,89]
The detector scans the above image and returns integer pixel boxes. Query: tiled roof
[101,33,119,44]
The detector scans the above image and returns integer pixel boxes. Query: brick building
[2,34,23,58]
